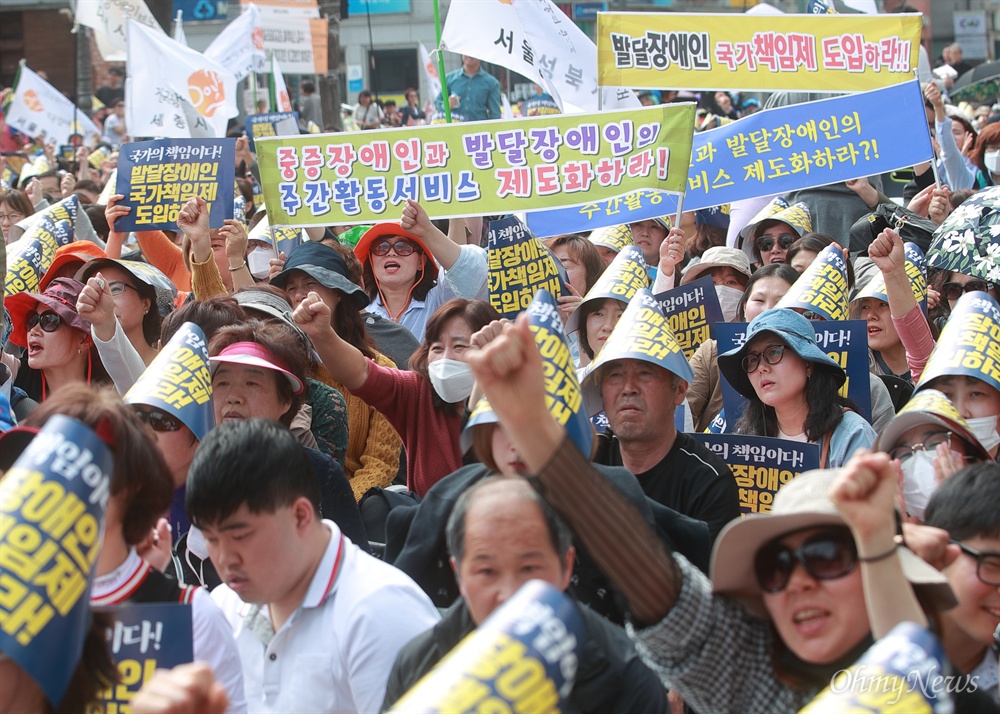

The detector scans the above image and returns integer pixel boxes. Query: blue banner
[487,216,566,320]
[348,0,411,14]
[915,291,1000,396]
[0,415,113,706]
[116,138,236,232]
[654,275,725,360]
[777,244,851,322]
[716,319,872,426]
[246,111,300,153]
[3,196,82,297]
[526,188,677,239]
[173,0,227,21]
[96,602,194,711]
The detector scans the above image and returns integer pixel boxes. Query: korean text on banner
[4,196,82,298]
[257,103,695,227]
[5,65,100,145]
[654,275,724,360]
[487,217,566,319]
[96,603,194,710]
[116,139,236,232]
[597,12,921,92]
[527,188,675,239]
[691,434,820,515]
[246,111,299,152]
[74,0,162,61]
[205,3,267,81]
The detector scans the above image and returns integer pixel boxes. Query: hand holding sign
[132,662,229,714]
[556,283,583,326]
[268,251,287,281]
[77,273,118,342]
[105,194,132,235]
[658,227,685,278]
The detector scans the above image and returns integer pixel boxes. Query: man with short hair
[381,478,668,713]
[434,55,501,122]
[190,419,439,713]
[297,79,322,130]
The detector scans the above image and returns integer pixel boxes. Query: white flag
[502,93,513,119]
[126,20,238,138]
[205,3,267,81]
[271,53,293,112]
[418,42,442,104]
[5,64,100,144]
[172,10,187,46]
[74,0,163,61]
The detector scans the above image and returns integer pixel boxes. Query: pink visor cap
[209,341,305,395]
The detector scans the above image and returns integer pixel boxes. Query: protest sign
[5,65,100,145]
[853,242,928,314]
[588,223,634,255]
[205,3,267,81]
[246,111,299,151]
[527,188,675,238]
[691,434,820,514]
[597,12,921,92]
[248,212,304,258]
[915,291,1000,396]
[486,217,566,319]
[4,196,82,298]
[0,415,113,706]
[256,103,695,226]
[777,244,851,321]
[125,322,214,440]
[390,580,583,713]
[716,319,872,425]
[566,245,647,333]
[654,275,725,360]
[115,139,236,232]
[95,603,194,711]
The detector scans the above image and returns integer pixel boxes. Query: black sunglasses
[26,311,62,333]
[742,344,786,374]
[941,280,997,301]
[135,408,184,433]
[371,239,417,257]
[757,234,796,253]
[755,530,858,593]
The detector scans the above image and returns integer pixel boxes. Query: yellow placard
[597,12,921,92]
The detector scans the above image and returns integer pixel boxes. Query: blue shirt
[435,68,501,122]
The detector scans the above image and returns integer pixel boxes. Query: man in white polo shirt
[187,419,439,713]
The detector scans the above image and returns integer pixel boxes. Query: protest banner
[115,139,236,232]
[124,322,214,440]
[486,217,566,320]
[390,580,583,713]
[777,244,851,321]
[466,289,592,459]
[248,212,304,258]
[691,434,820,514]
[4,196,83,297]
[527,188,675,238]
[95,602,194,712]
[269,52,294,113]
[566,244,648,332]
[915,291,1000,396]
[205,3,267,81]
[597,12,921,92]
[716,319,872,426]
[5,65,100,145]
[257,103,694,227]
[74,0,162,61]
[853,241,928,314]
[654,275,725,360]
[246,111,299,152]
[0,415,113,706]
[587,223,634,255]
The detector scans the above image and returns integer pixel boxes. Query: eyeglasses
[941,280,998,301]
[107,281,137,297]
[757,234,796,253]
[371,239,417,257]
[134,408,184,432]
[742,344,786,373]
[755,530,858,593]
[0,213,25,222]
[951,539,1000,586]
[26,311,62,333]
[888,431,953,463]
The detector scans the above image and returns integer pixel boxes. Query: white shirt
[211,520,440,713]
[92,548,248,713]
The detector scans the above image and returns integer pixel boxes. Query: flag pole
[432,0,451,123]
[252,71,259,113]
[268,51,276,113]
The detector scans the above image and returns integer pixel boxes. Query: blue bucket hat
[270,242,370,310]
[718,308,845,400]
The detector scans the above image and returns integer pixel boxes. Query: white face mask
[965,414,1000,452]
[715,285,744,322]
[900,450,939,521]
[985,150,1000,175]
[428,358,475,403]
[247,246,276,280]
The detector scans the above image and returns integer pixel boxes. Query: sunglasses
[107,281,137,297]
[755,530,858,593]
[941,280,997,301]
[26,311,62,333]
[888,431,952,463]
[371,239,418,257]
[135,408,184,432]
[742,344,786,373]
[756,234,796,253]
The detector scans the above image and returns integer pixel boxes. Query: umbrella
[926,185,1000,282]
[949,61,1000,104]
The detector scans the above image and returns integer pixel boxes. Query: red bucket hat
[5,278,92,348]
[352,223,439,281]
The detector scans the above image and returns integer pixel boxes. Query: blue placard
[347,0,410,14]
[916,291,1000,396]
[526,188,677,239]
[716,319,872,426]
[96,602,194,710]
[173,0,227,21]
[573,1,608,21]
[653,275,725,360]
[246,111,300,152]
[116,138,236,232]
[4,195,82,297]
[487,216,566,320]
[0,415,113,707]
[691,433,820,515]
